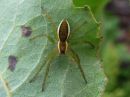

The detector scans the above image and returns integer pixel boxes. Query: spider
[29,11,94,91]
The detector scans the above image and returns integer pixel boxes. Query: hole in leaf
[8,55,17,71]
[21,25,32,37]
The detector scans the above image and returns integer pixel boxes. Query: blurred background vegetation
[74,0,130,97]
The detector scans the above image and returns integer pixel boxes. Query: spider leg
[67,47,87,83]
[30,7,59,43]
[70,40,95,49]
[29,60,44,83]
[81,40,95,48]
[29,33,56,44]
[29,48,58,91]
[70,21,96,48]
[71,20,87,35]
[42,48,58,91]
[68,22,95,48]
[41,7,58,40]
[41,58,52,91]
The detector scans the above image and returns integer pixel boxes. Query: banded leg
[67,47,87,83]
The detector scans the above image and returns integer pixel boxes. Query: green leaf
[0,0,106,97]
